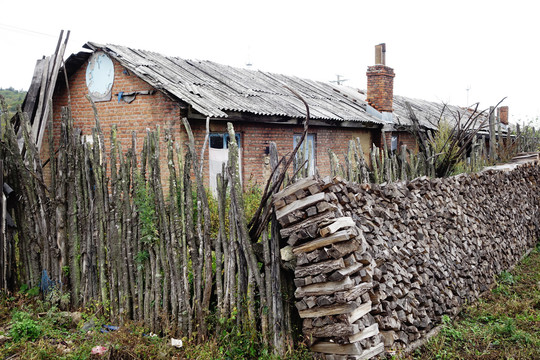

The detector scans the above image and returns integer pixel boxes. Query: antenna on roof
[246,45,253,68]
[466,85,471,107]
[330,75,348,85]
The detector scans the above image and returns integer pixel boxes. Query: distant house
[38,42,507,191]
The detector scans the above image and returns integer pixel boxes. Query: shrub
[9,311,41,341]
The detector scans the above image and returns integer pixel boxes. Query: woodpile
[274,163,540,359]
[274,176,384,359]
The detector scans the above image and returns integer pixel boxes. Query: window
[391,135,398,152]
[210,133,241,149]
[293,134,315,176]
[209,133,242,196]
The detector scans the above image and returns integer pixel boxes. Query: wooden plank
[320,217,356,237]
[348,301,372,323]
[36,32,69,151]
[22,58,46,120]
[311,341,384,359]
[348,323,379,343]
[275,192,325,222]
[293,229,355,254]
[295,276,354,298]
[311,341,362,355]
[24,56,49,151]
[273,176,318,202]
[298,301,358,318]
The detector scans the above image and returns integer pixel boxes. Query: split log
[305,323,360,338]
[311,341,384,357]
[293,229,356,254]
[275,192,326,223]
[295,258,345,278]
[273,176,319,206]
[348,323,379,343]
[298,301,360,319]
[295,277,354,298]
[319,217,356,237]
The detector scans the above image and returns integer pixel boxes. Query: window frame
[293,133,316,176]
[209,133,241,149]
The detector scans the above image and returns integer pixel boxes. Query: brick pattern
[46,55,377,190]
[189,120,375,187]
[396,131,418,152]
[44,57,184,190]
[497,106,509,125]
[366,65,395,113]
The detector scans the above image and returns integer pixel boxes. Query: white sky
[1,0,539,125]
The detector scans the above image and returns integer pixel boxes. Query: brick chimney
[366,43,395,113]
[497,106,509,125]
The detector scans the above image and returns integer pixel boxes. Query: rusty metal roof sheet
[84,42,383,125]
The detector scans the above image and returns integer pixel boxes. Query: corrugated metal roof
[392,94,491,132]
[84,42,384,125]
[67,42,497,133]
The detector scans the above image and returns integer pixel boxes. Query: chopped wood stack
[274,164,540,358]
[274,176,384,359]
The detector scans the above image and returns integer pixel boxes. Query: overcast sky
[1,0,539,124]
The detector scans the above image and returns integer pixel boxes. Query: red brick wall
[44,57,184,189]
[396,131,418,152]
[373,131,418,156]
[45,55,377,191]
[497,106,509,125]
[189,120,375,188]
[366,65,395,113]
[376,131,393,150]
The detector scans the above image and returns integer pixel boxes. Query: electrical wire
[0,23,56,38]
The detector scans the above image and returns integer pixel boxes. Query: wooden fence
[327,112,540,185]
[0,102,306,353]
[2,91,539,355]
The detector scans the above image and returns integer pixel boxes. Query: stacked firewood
[274,163,540,359]
[274,176,384,359]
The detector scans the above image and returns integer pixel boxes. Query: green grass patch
[0,294,310,359]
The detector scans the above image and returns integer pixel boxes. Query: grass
[397,243,540,360]
[0,293,311,360]
[3,245,538,360]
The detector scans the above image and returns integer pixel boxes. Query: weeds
[9,310,41,341]
[0,293,310,359]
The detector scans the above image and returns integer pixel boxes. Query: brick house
[45,42,388,191]
[41,42,507,191]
